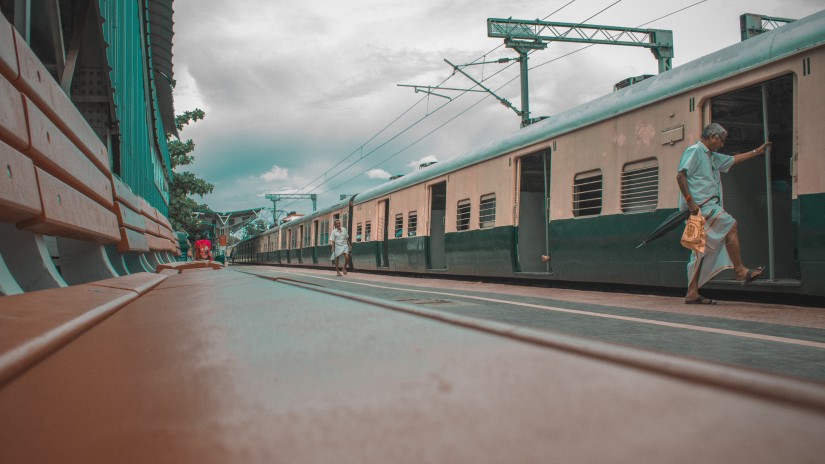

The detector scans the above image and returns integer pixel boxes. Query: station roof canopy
[147,0,177,137]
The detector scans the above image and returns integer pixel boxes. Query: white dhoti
[330,227,349,261]
[333,241,349,259]
[687,204,735,288]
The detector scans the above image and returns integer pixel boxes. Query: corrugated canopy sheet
[148,0,176,138]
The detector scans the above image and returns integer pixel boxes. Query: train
[231,10,825,297]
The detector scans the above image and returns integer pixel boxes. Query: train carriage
[242,10,825,296]
[270,197,352,269]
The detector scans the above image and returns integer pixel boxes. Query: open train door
[709,75,797,282]
[516,150,552,273]
[377,200,389,268]
[427,182,447,270]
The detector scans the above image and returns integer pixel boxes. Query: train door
[298,225,304,263]
[377,200,389,268]
[286,229,292,263]
[516,150,552,273]
[428,182,447,270]
[313,220,319,263]
[710,75,796,281]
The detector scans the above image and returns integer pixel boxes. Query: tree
[168,109,214,238]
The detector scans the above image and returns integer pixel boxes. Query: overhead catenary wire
[281,1,706,211]
[278,1,584,211]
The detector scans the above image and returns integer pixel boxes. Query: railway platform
[2,265,825,463]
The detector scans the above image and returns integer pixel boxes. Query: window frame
[621,159,659,214]
[478,193,496,229]
[456,199,471,231]
[408,211,418,237]
[394,213,404,238]
[572,170,603,217]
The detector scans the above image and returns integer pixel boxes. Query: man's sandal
[685,296,717,305]
[741,266,765,285]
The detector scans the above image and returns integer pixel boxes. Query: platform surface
[1,268,824,463]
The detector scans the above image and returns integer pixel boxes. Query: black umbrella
[636,196,718,249]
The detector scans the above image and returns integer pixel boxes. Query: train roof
[279,195,353,228]
[353,9,825,204]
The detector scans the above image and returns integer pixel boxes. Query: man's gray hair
[701,123,727,139]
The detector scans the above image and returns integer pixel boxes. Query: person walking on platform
[330,219,351,276]
[676,122,770,304]
[193,235,213,262]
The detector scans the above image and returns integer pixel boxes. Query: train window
[573,170,603,217]
[319,220,329,245]
[290,229,297,248]
[408,211,417,237]
[303,224,311,247]
[479,193,496,229]
[394,214,403,238]
[281,229,286,250]
[356,223,362,242]
[365,222,372,241]
[456,199,471,231]
[342,214,348,229]
[621,160,658,213]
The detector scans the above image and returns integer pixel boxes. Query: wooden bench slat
[111,175,143,213]
[23,97,113,208]
[138,197,158,221]
[155,261,223,273]
[156,213,172,231]
[17,167,119,244]
[0,16,16,80]
[117,227,149,253]
[0,272,166,386]
[88,271,166,296]
[0,139,41,223]
[145,233,169,252]
[11,28,109,173]
[0,73,28,150]
[143,216,161,237]
[114,201,146,232]
[155,223,175,241]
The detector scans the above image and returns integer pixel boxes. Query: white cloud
[366,169,392,179]
[260,165,289,182]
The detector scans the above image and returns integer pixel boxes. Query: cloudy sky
[171,0,823,215]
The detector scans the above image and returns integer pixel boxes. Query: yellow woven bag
[680,213,706,254]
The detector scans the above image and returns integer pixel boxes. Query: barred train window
[621,159,658,213]
[356,223,362,242]
[320,220,329,244]
[394,213,403,238]
[408,211,418,237]
[479,193,496,229]
[456,199,471,231]
[572,170,602,217]
[303,225,311,247]
[365,221,372,241]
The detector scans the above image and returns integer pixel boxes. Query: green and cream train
[233,10,825,296]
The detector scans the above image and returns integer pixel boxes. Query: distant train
[232,10,825,296]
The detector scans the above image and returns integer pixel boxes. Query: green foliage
[243,220,269,239]
[168,108,214,237]
[174,109,205,132]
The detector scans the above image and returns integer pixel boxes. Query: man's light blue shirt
[677,140,734,211]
